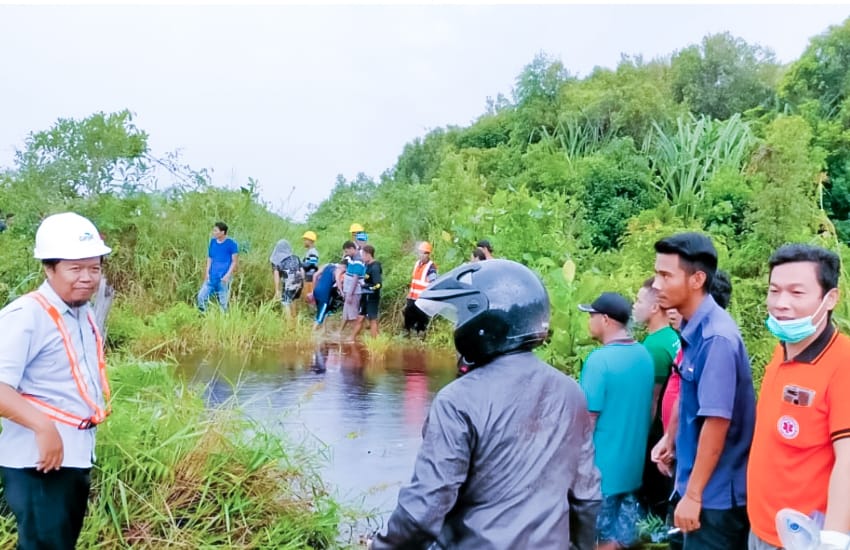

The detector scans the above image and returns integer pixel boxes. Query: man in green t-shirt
[634,277,681,419]
[633,277,682,520]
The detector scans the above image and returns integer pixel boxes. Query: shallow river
[178,343,457,538]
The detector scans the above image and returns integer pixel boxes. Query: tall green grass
[107,301,319,359]
[645,114,755,223]
[65,360,343,549]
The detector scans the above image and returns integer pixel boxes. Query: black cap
[476,239,493,252]
[654,232,718,271]
[578,292,631,325]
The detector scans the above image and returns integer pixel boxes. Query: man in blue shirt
[579,292,655,550]
[339,240,366,338]
[652,232,754,550]
[197,221,238,313]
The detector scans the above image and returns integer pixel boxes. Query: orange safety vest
[408,260,435,300]
[21,292,111,430]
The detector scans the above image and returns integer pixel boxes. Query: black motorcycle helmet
[415,259,550,365]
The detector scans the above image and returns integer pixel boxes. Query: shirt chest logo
[782,384,816,407]
[778,415,800,439]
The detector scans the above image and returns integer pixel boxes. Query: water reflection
[400,349,430,435]
[310,345,327,373]
[178,342,456,523]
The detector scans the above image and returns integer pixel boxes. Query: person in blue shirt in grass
[197,221,238,313]
[651,232,754,550]
[311,262,344,330]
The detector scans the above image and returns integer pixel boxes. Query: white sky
[1,4,848,220]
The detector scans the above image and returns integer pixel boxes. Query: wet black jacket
[372,351,601,550]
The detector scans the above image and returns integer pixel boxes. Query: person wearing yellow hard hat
[403,241,438,338]
[301,231,319,300]
[349,223,368,253]
[0,212,112,549]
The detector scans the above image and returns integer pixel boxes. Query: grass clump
[361,333,393,359]
[74,360,340,549]
[107,301,319,359]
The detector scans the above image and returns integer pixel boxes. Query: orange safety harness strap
[20,292,110,430]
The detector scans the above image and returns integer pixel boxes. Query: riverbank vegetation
[1,17,850,548]
[0,360,343,549]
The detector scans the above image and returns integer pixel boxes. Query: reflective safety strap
[22,292,110,430]
[20,394,97,430]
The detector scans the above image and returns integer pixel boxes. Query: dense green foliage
[670,32,780,121]
[306,18,850,380]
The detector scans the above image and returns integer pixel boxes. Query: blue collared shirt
[675,295,756,509]
[0,281,105,468]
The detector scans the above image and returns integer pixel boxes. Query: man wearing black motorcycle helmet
[370,259,602,550]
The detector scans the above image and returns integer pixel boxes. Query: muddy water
[178,343,457,531]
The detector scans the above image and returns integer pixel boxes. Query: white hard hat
[33,212,112,260]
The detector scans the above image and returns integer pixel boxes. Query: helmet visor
[415,298,458,323]
[415,283,484,326]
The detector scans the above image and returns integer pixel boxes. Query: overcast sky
[1,4,848,220]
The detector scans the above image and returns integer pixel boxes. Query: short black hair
[472,248,487,261]
[654,233,718,293]
[42,258,104,268]
[362,244,375,256]
[214,221,228,234]
[769,243,840,295]
[342,240,356,250]
[710,269,733,310]
[476,239,493,252]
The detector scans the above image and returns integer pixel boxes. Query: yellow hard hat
[349,223,364,233]
[302,230,318,242]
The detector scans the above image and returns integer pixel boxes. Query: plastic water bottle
[776,508,820,550]
[811,510,826,530]
[777,509,850,550]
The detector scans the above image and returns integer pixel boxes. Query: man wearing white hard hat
[0,212,112,549]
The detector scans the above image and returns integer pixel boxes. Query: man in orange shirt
[747,244,850,549]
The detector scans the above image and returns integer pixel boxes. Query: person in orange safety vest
[403,241,438,338]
